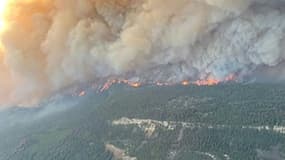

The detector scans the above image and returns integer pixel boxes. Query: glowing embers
[99,74,237,92]
[194,74,237,86]
[100,79,117,92]
[128,82,141,88]
[78,91,86,97]
[71,75,238,100]
[181,80,190,86]
[194,78,219,86]
[99,79,142,92]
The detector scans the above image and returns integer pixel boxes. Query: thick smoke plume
[0,0,284,105]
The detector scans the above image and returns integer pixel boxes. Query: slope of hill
[0,83,285,160]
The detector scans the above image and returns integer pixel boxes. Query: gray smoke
[0,0,284,105]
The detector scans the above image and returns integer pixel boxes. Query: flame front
[194,74,236,86]
[96,75,236,94]
[0,0,282,106]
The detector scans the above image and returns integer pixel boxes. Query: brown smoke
[0,0,284,106]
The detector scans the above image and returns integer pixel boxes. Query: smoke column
[0,0,284,105]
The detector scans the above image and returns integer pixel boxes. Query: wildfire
[193,74,237,86]
[78,91,86,97]
[128,82,141,88]
[99,79,142,92]
[100,80,117,92]
[194,78,219,86]
[78,74,237,95]
[72,74,238,99]
[181,80,190,86]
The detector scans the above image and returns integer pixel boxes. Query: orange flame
[79,91,86,97]
[99,79,142,92]
[100,80,117,92]
[98,74,236,92]
[181,80,190,86]
[193,74,236,86]
[194,78,219,86]
[128,82,141,88]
